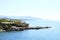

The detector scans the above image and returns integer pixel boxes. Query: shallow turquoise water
[0,20,60,40]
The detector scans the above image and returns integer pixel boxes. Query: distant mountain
[0,15,43,21]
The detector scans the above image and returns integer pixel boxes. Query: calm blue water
[0,20,60,40]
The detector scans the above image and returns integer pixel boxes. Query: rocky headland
[0,18,51,32]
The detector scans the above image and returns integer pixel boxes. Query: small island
[0,18,51,32]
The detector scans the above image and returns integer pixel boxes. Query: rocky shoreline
[0,18,51,32]
[0,26,51,32]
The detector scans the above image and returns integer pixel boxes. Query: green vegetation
[0,18,29,31]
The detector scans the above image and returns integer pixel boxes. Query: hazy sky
[0,0,60,21]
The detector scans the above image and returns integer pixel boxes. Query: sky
[0,0,60,21]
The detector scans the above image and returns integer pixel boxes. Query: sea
[0,20,60,40]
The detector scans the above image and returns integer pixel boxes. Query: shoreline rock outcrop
[0,18,51,31]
